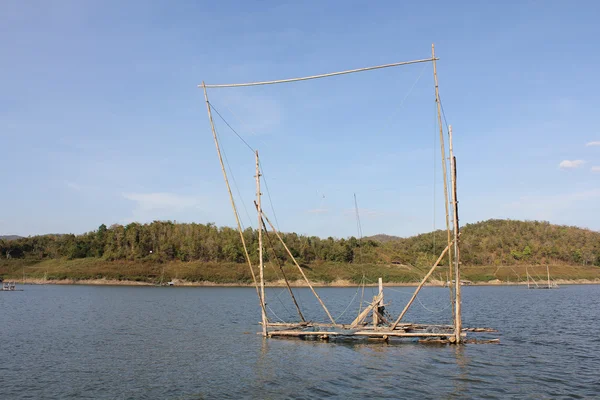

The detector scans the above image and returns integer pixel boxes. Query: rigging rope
[213,124,253,231]
[210,101,282,233]
[201,58,437,88]
[259,161,281,232]
[267,285,293,318]
[376,62,428,137]
[209,102,255,153]
[416,294,452,314]
[266,303,286,323]
[335,284,362,321]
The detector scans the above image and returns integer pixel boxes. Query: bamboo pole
[390,244,451,330]
[256,203,338,326]
[259,216,306,322]
[202,82,266,317]
[351,293,382,328]
[449,126,462,343]
[373,277,383,327]
[201,58,437,88]
[256,151,268,336]
[432,44,455,321]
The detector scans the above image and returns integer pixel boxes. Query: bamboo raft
[200,44,498,344]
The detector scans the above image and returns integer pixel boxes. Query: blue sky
[2,0,599,238]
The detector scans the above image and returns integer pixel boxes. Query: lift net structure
[200,45,497,344]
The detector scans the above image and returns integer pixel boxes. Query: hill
[384,219,600,267]
[364,234,402,243]
[0,219,599,283]
[0,235,23,241]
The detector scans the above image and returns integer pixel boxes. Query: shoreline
[13,277,600,287]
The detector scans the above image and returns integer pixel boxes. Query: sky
[2,0,600,238]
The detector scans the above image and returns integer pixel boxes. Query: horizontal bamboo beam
[268,330,464,338]
[201,58,437,88]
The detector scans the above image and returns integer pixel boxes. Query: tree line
[1,219,599,267]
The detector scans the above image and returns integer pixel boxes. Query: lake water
[1,284,599,399]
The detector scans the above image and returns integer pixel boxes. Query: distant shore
[14,277,600,287]
[3,258,600,288]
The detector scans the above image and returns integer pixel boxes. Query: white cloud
[585,141,600,147]
[559,160,585,169]
[123,192,203,222]
[592,166,600,173]
[306,208,328,214]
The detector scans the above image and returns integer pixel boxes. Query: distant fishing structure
[527,266,559,289]
[199,45,497,344]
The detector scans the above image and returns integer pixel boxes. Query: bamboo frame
[200,45,497,344]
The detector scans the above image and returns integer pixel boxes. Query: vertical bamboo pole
[373,277,383,327]
[256,151,267,336]
[449,125,462,343]
[202,82,266,318]
[432,43,455,324]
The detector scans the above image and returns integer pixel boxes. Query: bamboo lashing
[202,82,266,318]
[200,58,437,88]
[390,243,451,330]
[256,203,338,326]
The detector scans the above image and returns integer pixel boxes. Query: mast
[432,44,455,320]
[448,125,462,343]
[256,151,267,336]
[202,82,266,318]
[547,265,551,288]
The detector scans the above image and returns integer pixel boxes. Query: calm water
[1,284,599,399]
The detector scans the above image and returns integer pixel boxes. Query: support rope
[209,102,255,153]
[214,125,253,230]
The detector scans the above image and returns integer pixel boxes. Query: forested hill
[383,219,600,267]
[0,219,599,267]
